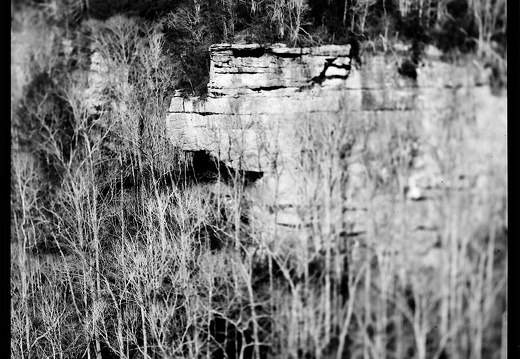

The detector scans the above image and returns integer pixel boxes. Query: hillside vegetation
[11,1,506,359]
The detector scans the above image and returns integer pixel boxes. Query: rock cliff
[166,43,507,268]
[167,43,494,172]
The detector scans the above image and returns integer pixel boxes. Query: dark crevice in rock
[197,111,222,116]
[167,111,221,116]
[340,230,366,237]
[324,74,350,80]
[188,150,264,187]
[306,58,353,88]
[362,108,416,112]
[270,52,303,59]
[232,47,265,57]
[251,85,286,92]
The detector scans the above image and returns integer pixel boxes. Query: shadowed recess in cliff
[187,150,264,187]
[232,47,266,57]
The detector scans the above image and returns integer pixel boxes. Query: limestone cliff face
[166,43,498,173]
[167,43,356,172]
[166,43,506,266]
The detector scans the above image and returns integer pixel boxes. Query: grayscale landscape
[11,1,507,358]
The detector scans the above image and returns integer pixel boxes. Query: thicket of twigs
[11,1,506,358]
[11,0,506,96]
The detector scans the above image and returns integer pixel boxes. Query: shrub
[430,0,479,53]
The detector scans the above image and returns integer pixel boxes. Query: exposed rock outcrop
[167,43,497,172]
[166,43,507,269]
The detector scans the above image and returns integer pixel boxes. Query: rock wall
[166,43,494,172]
[166,43,507,265]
